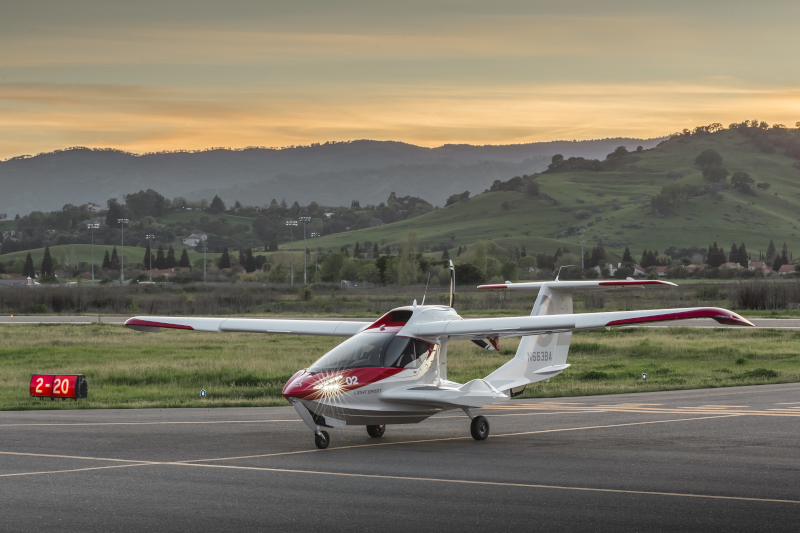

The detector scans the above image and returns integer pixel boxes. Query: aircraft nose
[282,370,310,399]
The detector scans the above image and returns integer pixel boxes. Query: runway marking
[168,462,800,505]
[775,402,800,405]
[0,451,153,463]
[184,414,738,463]
[0,463,154,478]
[0,419,302,428]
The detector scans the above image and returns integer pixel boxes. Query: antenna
[421,272,431,305]
[555,264,574,282]
[449,260,455,308]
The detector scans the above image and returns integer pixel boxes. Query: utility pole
[299,217,311,285]
[203,241,208,283]
[88,223,99,284]
[118,218,129,284]
[145,234,154,281]
[286,220,297,286]
[311,232,320,283]
[580,227,585,270]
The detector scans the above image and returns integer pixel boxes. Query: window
[308,332,396,373]
[383,337,433,369]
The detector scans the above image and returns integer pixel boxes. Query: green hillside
[298,128,800,257]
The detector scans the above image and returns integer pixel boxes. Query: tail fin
[482,280,676,393]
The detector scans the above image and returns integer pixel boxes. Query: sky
[1,0,798,158]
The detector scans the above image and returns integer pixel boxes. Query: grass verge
[0,324,797,410]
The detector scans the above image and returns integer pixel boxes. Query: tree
[321,252,344,282]
[445,191,470,206]
[707,242,727,268]
[454,263,484,285]
[695,149,723,167]
[703,166,729,183]
[622,247,632,263]
[218,247,231,269]
[729,243,739,264]
[102,250,111,270]
[110,246,119,270]
[473,240,487,276]
[526,181,540,196]
[41,247,54,276]
[500,261,518,282]
[105,202,129,227]
[373,243,379,258]
[397,231,420,286]
[143,243,152,269]
[766,239,777,262]
[166,245,177,268]
[731,172,755,193]
[441,248,450,261]
[124,189,167,219]
[22,252,35,278]
[781,242,789,265]
[738,242,749,268]
[548,154,565,171]
[354,242,361,258]
[179,248,191,268]
[154,245,165,270]
[756,182,771,191]
[244,248,256,273]
[209,195,226,213]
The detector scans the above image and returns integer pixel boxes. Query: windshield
[308,333,434,373]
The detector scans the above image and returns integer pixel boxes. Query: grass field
[0,244,221,270]
[156,211,256,229]
[1,324,797,411]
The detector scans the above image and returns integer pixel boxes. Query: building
[778,264,796,276]
[87,202,102,213]
[0,213,7,220]
[182,233,207,247]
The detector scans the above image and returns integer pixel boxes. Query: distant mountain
[0,138,663,216]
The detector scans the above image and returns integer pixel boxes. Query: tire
[366,424,386,438]
[315,430,330,449]
[470,416,490,440]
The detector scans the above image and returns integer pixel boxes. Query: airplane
[125,262,753,449]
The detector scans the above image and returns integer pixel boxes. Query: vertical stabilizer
[484,284,573,391]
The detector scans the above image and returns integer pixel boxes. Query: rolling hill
[299,128,800,258]
[0,137,662,216]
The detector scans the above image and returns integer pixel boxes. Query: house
[0,213,7,220]
[182,233,207,247]
[594,263,645,277]
[685,264,707,273]
[655,266,668,277]
[748,261,768,271]
[87,202,102,213]
[778,264,796,276]
[141,268,178,278]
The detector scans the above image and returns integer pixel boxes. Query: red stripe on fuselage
[282,367,403,400]
[124,318,194,330]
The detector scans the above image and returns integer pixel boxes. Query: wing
[124,316,371,337]
[409,306,752,340]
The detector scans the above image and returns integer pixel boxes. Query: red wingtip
[124,318,194,330]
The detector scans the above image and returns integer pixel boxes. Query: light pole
[118,218,129,284]
[311,232,321,283]
[299,217,311,285]
[286,220,297,286]
[88,223,99,284]
[145,234,155,281]
[203,241,207,283]
[580,228,585,270]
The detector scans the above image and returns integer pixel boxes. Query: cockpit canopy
[308,332,433,373]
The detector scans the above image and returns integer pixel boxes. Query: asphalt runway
[2,384,800,532]
[1,315,800,328]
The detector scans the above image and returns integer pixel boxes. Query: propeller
[448,260,497,351]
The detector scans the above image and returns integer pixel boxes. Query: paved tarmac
[2,383,800,532]
[1,315,800,328]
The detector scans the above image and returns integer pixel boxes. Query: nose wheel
[366,424,386,438]
[314,430,330,449]
[470,416,490,440]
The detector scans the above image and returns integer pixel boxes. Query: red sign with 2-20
[30,374,88,399]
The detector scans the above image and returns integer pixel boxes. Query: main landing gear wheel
[315,431,330,449]
[470,416,490,441]
[366,425,386,438]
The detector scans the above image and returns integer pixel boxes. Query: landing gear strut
[366,424,386,438]
[314,430,330,449]
[470,416,490,440]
